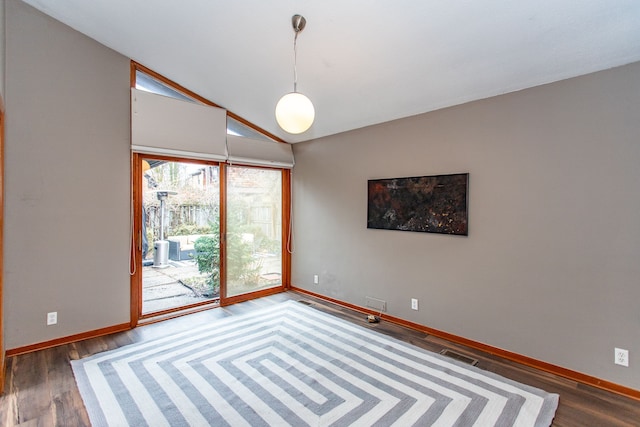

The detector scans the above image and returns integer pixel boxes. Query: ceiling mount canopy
[275,14,315,135]
[292,14,306,33]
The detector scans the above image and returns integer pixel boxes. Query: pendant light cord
[293,30,299,93]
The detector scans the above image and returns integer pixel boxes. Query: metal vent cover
[440,349,479,366]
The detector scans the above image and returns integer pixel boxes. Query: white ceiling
[21,0,640,143]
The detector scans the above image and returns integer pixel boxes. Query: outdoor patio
[142,253,282,314]
[142,260,218,314]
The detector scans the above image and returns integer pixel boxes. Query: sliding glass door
[133,155,289,320]
[140,157,221,315]
[226,166,283,298]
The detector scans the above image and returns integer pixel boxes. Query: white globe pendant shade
[275,92,315,134]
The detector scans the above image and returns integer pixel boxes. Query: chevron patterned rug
[72,301,558,426]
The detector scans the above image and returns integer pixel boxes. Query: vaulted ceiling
[21,0,640,143]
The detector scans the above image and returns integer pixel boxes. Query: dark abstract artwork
[367,173,469,235]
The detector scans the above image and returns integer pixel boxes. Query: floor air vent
[297,300,313,306]
[439,349,479,366]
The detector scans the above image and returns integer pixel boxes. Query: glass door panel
[226,166,282,298]
[141,158,220,314]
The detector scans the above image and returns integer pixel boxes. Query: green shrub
[192,213,262,291]
[172,223,211,236]
[193,235,220,290]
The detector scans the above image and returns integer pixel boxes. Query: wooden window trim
[130,63,292,323]
[131,61,285,143]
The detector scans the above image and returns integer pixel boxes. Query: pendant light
[275,14,315,134]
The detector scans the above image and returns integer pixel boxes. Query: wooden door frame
[218,165,290,306]
[131,156,291,320]
[131,154,226,323]
[130,152,142,327]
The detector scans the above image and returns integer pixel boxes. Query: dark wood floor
[1,291,638,426]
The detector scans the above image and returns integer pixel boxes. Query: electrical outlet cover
[614,348,629,367]
[47,312,58,325]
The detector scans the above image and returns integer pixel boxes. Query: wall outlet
[313,274,319,284]
[411,298,419,310]
[614,348,629,367]
[47,311,58,326]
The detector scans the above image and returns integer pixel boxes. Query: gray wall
[0,0,5,103]
[4,0,130,349]
[1,0,5,382]
[292,61,640,390]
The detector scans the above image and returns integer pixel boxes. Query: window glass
[141,159,220,314]
[136,70,274,141]
[135,71,195,103]
[226,166,282,297]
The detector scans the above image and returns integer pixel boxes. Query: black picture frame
[367,173,469,235]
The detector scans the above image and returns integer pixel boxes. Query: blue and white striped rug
[72,301,558,426]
